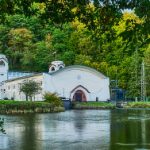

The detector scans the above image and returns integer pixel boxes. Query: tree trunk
[26,95,28,101]
[29,96,32,101]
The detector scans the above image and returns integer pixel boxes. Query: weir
[62,99,72,110]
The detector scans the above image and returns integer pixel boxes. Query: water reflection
[20,115,41,150]
[110,109,150,150]
[0,110,111,150]
[0,118,6,134]
[0,109,150,150]
[73,110,86,132]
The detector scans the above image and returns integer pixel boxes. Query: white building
[0,54,8,83]
[0,55,110,101]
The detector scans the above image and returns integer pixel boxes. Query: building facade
[0,55,110,101]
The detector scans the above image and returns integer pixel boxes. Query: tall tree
[8,28,33,69]
[144,45,150,97]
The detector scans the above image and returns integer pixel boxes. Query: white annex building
[0,54,110,102]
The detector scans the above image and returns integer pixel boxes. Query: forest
[0,0,150,98]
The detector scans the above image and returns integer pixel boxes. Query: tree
[126,52,141,98]
[21,40,52,72]
[0,25,9,53]
[20,80,41,101]
[8,28,33,70]
[144,45,150,97]
[0,0,149,100]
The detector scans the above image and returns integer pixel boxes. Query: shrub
[73,102,115,109]
[126,102,150,108]
[0,100,64,114]
[44,92,63,107]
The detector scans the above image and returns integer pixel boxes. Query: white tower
[0,54,8,83]
[49,61,65,73]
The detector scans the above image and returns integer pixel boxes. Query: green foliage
[73,102,115,109]
[144,45,150,96]
[20,80,41,101]
[126,51,141,97]
[0,1,149,99]
[126,102,150,108]
[7,27,33,69]
[44,92,63,107]
[0,101,51,110]
[61,51,75,65]
[0,100,64,113]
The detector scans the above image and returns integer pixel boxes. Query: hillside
[0,1,149,98]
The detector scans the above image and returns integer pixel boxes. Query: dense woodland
[0,0,150,98]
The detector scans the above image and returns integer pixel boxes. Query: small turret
[0,54,8,82]
[49,61,65,73]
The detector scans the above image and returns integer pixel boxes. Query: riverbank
[125,101,150,108]
[72,102,115,109]
[0,100,64,114]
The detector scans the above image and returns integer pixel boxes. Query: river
[0,109,150,150]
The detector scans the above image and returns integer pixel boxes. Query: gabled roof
[49,65,108,79]
[71,85,90,93]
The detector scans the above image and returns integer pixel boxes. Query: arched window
[0,60,5,66]
[59,66,63,69]
[51,67,55,71]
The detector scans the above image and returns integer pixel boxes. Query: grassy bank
[73,102,115,109]
[125,102,150,108]
[0,100,64,114]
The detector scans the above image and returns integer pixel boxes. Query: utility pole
[141,61,146,101]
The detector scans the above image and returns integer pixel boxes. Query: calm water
[0,109,150,150]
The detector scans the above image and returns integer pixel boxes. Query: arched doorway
[73,90,87,102]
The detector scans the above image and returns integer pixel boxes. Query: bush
[44,92,63,107]
[73,101,115,109]
[126,102,150,108]
[0,100,65,114]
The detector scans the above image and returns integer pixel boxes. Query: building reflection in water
[0,110,112,150]
[0,135,8,149]
[38,110,111,150]
[0,114,43,150]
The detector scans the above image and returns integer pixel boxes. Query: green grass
[0,100,64,114]
[126,102,150,108]
[73,102,115,109]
